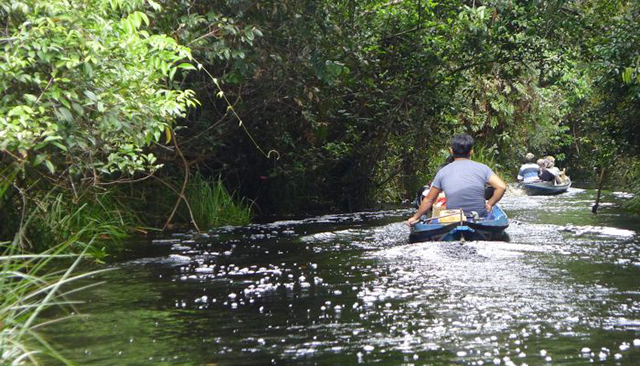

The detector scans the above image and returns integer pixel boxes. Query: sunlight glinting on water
[41,186,640,365]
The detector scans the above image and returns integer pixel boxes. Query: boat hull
[521,179,571,196]
[409,206,509,243]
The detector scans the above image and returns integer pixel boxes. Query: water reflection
[42,186,640,365]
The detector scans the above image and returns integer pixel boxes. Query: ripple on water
[41,187,640,365]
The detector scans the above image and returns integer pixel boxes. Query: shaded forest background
[2,0,640,242]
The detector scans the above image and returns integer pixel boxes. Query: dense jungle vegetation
[1,0,640,243]
[1,0,640,362]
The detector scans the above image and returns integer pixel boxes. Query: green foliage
[185,174,252,229]
[30,191,143,255]
[0,178,105,364]
[0,240,94,365]
[0,0,196,181]
[623,161,640,213]
[4,0,640,220]
[0,165,142,257]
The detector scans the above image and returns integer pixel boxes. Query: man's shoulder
[520,163,538,169]
[442,160,493,175]
[465,159,492,171]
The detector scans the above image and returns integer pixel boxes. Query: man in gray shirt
[406,133,506,225]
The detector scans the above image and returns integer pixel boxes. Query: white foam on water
[561,224,635,238]
[613,191,635,199]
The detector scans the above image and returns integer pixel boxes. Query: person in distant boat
[537,158,554,182]
[406,133,507,226]
[539,156,563,184]
[545,156,562,178]
[517,152,540,183]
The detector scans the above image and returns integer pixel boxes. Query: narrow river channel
[43,186,640,365]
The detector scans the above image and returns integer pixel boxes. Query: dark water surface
[43,187,640,365]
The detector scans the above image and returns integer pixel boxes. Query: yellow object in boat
[437,209,465,223]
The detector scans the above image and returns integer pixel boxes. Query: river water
[43,186,640,365]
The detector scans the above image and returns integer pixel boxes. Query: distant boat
[521,178,571,196]
[409,206,509,243]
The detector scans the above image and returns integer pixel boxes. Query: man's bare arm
[485,174,506,212]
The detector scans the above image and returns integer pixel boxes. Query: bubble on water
[195,295,208,303]
[540,350,547,356]
[363,345,374,352]
[228,293,237,299]
[634,339,640,346]
[615,353,623,360]
[620,342,630,351]
[457,351,467,357]
[581,347,591,353]
[492,357,501,365]
[195,266,214,273]
[517,352,526,358]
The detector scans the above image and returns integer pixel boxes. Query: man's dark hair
[451,133,474,158]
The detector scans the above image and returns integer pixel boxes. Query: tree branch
[162,131,201,232]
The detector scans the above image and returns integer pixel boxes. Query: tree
[0,0,197,187]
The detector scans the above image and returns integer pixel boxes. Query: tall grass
[0,170,105,364]
[0,187,147,261]
[0,237,103,364]
[31,191,143,255]
[186,174,252,229]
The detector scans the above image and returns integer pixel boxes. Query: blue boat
[521,178,571,196]
[409,206,509,243]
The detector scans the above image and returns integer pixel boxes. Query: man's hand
[485,202,493,214]
[486,174,506,213]
[406,217,420,227]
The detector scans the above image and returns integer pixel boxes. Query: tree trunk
[592,167,605,214]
